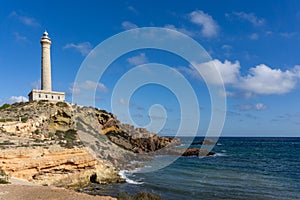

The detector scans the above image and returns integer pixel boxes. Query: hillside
[0,101,179,187]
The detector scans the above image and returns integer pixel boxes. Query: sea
[81,137,300,200]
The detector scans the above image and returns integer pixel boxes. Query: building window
[52,96,54,99]
[39,94,41,98]
[45,95,48,98]
[58,96,60,100]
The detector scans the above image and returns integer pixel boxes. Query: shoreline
[0,178,116,200]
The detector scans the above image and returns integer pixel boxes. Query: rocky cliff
[0,101,180,187]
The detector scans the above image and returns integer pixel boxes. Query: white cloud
[5,96,28,104]
[221,45,232,50]
[121,21,138,30]
[231,12,265,26]
[63,42,92,56]
[164,24,194,36]
[128,6,138,14]
[189,10,219,38]
[69,80,108,95]
[68,84,81,95]
[127,53,148,65]
[249,33,259,40]
[239,64,297,95]
[280,32,297,38]
[119,98,129,105]
[188,59,240,85]
[294,65,300,78]
[265,31,273,36]
[82,80,108,93]
[221,45,233,57]
[237,103,267,111]
[183,59,300,96]
[9,11,40,27]
[214,60,241,84]
[255,103,267,110]
[14,32,28,42]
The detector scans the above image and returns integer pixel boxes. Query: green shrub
[0,179,9,184]
[38,100,49,104]
[0,118,14,122]
[0,169,10,184]
[21,117,28,122]
[0,140,15,145]
[56,102,68,107]
[55,129,82,148]
[0,169,5,176]
[0,104,10,110]
[65,129,77,141]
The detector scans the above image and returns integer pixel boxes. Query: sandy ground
[0,178,116,200]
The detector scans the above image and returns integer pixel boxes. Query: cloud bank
[182,59,300,96]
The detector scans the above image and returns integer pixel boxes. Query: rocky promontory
[0,101,184,188]
[0,100,214,191]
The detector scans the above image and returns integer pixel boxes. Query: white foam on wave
[199,152,228,158]
[177,143,188,147]
[118,170,144,185]
[214,153,227,157]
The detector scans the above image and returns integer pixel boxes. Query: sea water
[82,137,300,199]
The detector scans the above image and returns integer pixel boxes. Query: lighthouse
[40,31,52,91]
[28,31,65,102]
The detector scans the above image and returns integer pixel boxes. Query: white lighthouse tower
[40,31,52,91]
[28,31,65,102]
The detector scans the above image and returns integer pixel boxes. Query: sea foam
[119,170,144,185]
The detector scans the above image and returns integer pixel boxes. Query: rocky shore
[0,101,213,198]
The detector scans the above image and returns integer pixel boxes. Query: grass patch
[55,129,82,148]
[0,118,14,122]
[0,179,10,184]
[0,104,10,111]
[56,102,68,108]
[21,116,28,122]
[0,169,10,184]
[0,140,15,146]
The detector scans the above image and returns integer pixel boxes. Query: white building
[28,31,65,102]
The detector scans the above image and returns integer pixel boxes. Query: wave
[198,152,227,159]
[213,153,227,157]
[118,170,144,185]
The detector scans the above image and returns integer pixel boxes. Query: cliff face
[0,147,121,187]
[0,101,178,187]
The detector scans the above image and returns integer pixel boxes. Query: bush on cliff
[0,168,10,184]
[0,104,10,111]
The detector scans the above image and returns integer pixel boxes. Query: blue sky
[0,0,300,137]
